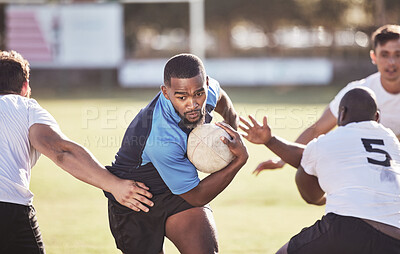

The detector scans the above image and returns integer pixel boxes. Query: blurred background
[1,0,399,89]
[1,1,400,253]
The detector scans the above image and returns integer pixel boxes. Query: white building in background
[6,3,124,68]
[4,1,334,87]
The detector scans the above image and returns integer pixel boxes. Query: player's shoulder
[208,77,220,93]
[206,77,221,107]
[1,94,40,109]
[346,72,380,89]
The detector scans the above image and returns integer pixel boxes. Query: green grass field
[30,85,342,253]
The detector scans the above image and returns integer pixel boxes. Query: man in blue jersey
[105,53,248,254]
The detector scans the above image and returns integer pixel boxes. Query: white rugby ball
[187,124,235,173]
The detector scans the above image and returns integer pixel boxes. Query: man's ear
[20,81,29,97]
[337,106,347,126]
[370,50,377,65]
[161,85,170,100]
[206,75,209,88]
[375,109,380,123]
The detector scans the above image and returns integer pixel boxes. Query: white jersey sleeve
[301,138,319,176]
[28,99,58,128]
[0,95,59,205]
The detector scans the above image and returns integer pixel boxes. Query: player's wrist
[264,136,274,146]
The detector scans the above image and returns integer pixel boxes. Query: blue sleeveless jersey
[104,79,220,200]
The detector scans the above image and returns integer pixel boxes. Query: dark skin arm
[296,106,337,144]
[253,106,337,174]
[240,115,304,168]
[214,88,238,130]
[295,166,326,205]
[180,122,248,207]
[240,115,326,206]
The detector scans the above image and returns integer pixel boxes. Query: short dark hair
[339,87,377,123]
[0,50,30,94]
[371,24,400,50]
[163,53,206,87]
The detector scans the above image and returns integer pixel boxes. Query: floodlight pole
[189,0,205,59]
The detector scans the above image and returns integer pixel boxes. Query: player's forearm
[296,107,337,145]
[295,127,319,145]
[180,156,247,206]
[52,141,120,193]
[265,136,305,168]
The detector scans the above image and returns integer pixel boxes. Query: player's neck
[0,91,19,96]
[381,78,400,94]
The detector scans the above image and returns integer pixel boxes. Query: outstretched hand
[112,180,154,212]
[239,115,272,145]
[239,115,287,176]
[252,158,286,176]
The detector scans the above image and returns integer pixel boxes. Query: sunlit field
[31,86,341,254]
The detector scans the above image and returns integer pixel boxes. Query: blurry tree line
[0,0,399,59]
[122,0,400,59]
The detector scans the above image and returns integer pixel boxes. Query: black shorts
[288,213,400,254]
[0,201,45,254]
[108,190,196,254]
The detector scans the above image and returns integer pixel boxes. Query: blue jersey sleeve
[206,77,221,108]
[144,141,200,195]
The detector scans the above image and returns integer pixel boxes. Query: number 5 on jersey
[361,138,392,167]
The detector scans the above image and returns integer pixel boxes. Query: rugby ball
[187,124,235,173]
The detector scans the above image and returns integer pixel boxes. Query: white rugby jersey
[329,72,400,136]
[0,95,58,205]
[301,121,400,228]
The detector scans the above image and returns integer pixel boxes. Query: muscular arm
[250,107,337,173]
[296,106,337,144]
[265,136,305,168]
[240,115,325,205]
[214,88,238,130]
[268,139,326,205]
[29,124,153,212]
[295,166,326,205]
[180,122,248,206]
[240,115,305,168]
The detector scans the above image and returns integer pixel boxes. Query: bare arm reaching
[179,122,248,206]
[239,115,305,168]
[296,106,337,144]
[29,124,154,212]
[214,88,238,130]
[253,106,337,174]
[240,115,326,205]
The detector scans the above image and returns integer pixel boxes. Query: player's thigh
[108,199,165,254]
[165,206,218,254]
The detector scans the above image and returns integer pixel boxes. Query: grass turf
[30,85,341,253]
